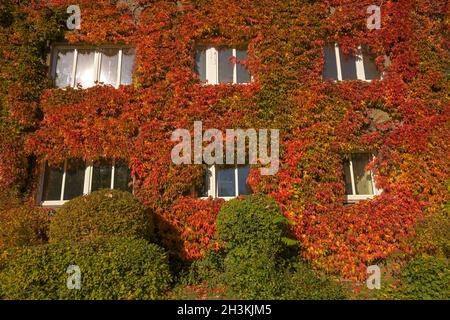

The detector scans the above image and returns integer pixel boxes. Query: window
[343,153,380,202]
[39,158,132,207]
[52,46,135,89]
[195,47,251,84]
[200,165,252,199]
[323,44,380,81]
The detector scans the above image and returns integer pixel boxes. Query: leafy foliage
[213,194,346,299]
[217,194,289,254]
[282,261,348,300]
[0,0,448,280]
[157,197,224,260]
[49,189,154,243]
[412,201,450,259]
[381,254,450,300]
[0,237,172,300]
[222,247,286,299]
[0,205,52,249]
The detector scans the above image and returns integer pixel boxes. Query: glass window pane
[217,167,236,197]
[339,47,358,80]
[323,45,338,80]
[63,159,86,200]
[343,159,353,195]
[113,159,132,192]
[237,166,252,195]
[75,49,96,88]
[55,49,74,88]
[99,48,119,86]
[42,162,64,201]
[236,49,251,83]
[218,49,233,83]
[91,158,112,192]
[362,47,380,80]
[195,47,206,83]
[120,48,135,85]
[352,154,374,195]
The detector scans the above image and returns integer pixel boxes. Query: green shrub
[0,237,172,300]
[0,205,51,249]
[223,247,285,299]
[182,250,226,287]
[202,194,347,300]
[216,194,290,255]
[282,261,348,300]
[382,254,450,300]
[49,189,154,243]
[222,249,347,300]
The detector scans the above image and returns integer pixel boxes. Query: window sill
[200,82,252,86]
[40,200,67,208]
[345,194,376,204]
[200,196,239,201]
[324,78,375,83]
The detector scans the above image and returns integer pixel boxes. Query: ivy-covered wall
[0,0,448,280]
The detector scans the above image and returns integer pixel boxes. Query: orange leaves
[1,0,449,281]
[158,197,224,260]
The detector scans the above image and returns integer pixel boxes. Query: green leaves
[0,238,172,300]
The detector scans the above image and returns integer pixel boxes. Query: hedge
[0,237,172,300]
[49,189,154,243]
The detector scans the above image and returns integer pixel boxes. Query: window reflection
[55,49,74,88]
[75,50,96,88]
[100,49,119,86]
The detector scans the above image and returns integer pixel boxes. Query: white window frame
[345,154,382,203]
[203,47,252,85]
[51,45,132,89]
[201,165,251,200]
[38,159,133,207]
[331,43,380,82]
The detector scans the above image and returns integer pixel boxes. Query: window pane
[352,154,374,195]
[322,45,338,80]
[343,159,354,195]
[99,49,119,86]
[195,48,206,83]
[237,166,252,195]
[362,47,380,80]
[236,50,251,83]
[63,159,86,200]
[55,49,74,88]
[339,48,357,80]
[91,158,112,192]
[120,48,135,85]
[42,162,64,201]
[75,50,96,88]
[113,159,132,192]
[217,167,236,197]
[218,49,233,83]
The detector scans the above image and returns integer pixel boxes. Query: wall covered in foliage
[0,0,448,280]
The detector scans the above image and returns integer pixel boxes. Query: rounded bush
[0,205,51,249]
[49,189,154,243]
[0,237,172,300]
[216,194,287,254]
